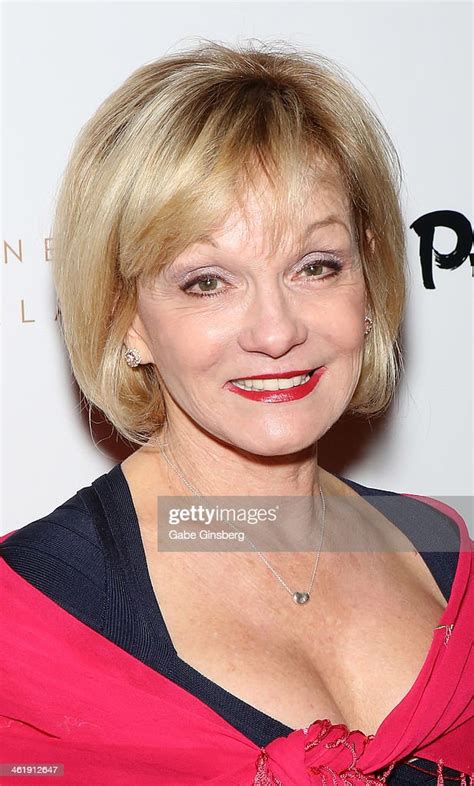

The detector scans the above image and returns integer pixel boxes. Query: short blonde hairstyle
[51,39,406,447]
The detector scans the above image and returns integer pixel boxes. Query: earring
[364,315,373,336]
[124,347,141,367]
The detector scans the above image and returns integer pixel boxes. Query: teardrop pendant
[293,591,310,604]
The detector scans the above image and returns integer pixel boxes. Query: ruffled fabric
[251,719,474,785]
[253,719,395,785]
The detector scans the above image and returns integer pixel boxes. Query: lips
[225,366,326,403]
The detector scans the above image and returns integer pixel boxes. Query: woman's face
[128,173,368,456]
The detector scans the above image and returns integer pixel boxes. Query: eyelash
[181,257,344,299]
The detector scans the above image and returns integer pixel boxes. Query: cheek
[141,308,225,377]
[135,301,181,373]
[322,304,365,353]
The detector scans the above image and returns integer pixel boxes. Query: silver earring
[364,315,373,336]
[124,348,141,367]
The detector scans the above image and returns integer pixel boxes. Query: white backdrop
[3,1,473,534]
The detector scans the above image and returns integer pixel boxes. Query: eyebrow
[197,216,351,248]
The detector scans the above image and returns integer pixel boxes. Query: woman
[1,41,472,785]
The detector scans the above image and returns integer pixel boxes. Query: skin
[125,169,370,537]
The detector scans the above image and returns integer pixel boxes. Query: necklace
[159,446,326,605]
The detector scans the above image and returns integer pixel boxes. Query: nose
[237,279,308,359]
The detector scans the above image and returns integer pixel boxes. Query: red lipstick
[224,366,326,403]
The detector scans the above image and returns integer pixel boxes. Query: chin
[225,428,322,458]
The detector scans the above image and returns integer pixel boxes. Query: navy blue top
[0,463,462,785]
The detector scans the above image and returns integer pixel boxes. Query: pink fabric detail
[253,719,396,784]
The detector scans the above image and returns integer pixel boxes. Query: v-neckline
[96,462,466,748]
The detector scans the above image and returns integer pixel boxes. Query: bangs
[115,77,346,288]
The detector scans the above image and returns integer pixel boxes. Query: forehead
[194,168,353,258]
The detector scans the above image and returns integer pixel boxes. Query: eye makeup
[179,253,345,299]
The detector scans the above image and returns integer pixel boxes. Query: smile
[231,372,312,391]
[224,367,326,403]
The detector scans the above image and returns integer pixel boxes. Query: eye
[181,273,225,298]
[297,257,343,281]
[180,256,344,299]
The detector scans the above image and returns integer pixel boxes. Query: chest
[140,537,447,737]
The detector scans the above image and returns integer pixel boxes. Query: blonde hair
[51,39,406,447]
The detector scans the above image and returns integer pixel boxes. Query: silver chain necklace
[159,446,326,605]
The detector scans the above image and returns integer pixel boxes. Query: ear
[365,227,376,254]
[125,312,155,365]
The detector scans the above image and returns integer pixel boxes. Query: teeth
[231,373,311,391]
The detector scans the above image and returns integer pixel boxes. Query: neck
[150,422,324,499]
[143,422,334,552]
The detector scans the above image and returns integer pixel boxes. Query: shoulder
[337,474,466,548]
[0,484,107,628]
[336,474,471,602]
[0,485,103,558]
